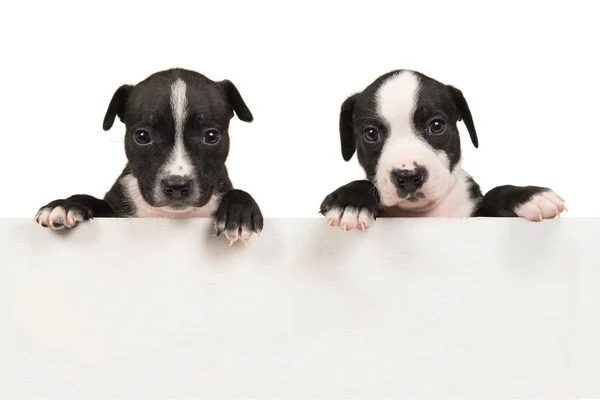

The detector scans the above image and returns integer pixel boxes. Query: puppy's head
[339,70,478,210]
[103,68,253,209]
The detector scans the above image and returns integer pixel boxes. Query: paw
[319,180,379,231]
[34,199,93,230]
[214,189,263,246]
[514,190,567,222]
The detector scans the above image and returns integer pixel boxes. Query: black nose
[391,168,427,193]
[162,176,192,200]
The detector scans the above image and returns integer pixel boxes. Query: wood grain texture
[1,218,599,399]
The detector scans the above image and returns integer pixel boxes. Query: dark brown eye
[364,127,380,143]
[134,129,152,145]
[428,119,446,135]
[203,129,220,145]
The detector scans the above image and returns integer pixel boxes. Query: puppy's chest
[134,202,218,219]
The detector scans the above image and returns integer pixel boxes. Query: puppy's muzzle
[391,168,427,194]
[162,175,193,200]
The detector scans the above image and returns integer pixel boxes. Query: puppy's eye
[134,129,152,145]
[203,129,220,145]
[364,127,380,143]
[428,119,446,135]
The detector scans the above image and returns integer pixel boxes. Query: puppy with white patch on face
[320,70,566,230]
[35,68,263,245]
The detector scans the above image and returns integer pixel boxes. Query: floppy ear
[447,85,479,148]
[340,94,358,161]
[103,85,132,131]
[219,80,253,122]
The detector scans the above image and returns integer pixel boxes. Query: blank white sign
[1,218,599,399]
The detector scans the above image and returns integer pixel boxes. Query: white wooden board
[1,218,599,399]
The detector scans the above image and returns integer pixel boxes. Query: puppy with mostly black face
[320,70,566,230]
[35,68,263,245]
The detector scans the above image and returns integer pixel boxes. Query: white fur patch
[514,190,566,222]
[121,174,219,219]
[325,207,374,231]
[377,71,419,139]
[374,71,455,210]
[164,78,193,177]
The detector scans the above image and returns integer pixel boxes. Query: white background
[1,0,598,218]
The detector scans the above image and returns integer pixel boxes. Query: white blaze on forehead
[376,71,420,139]
[165,78,193,176]
[374,71,456,209]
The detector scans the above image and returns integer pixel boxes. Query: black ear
[447,85,478,148]
[220,80,253,122]
[103,85,132,131]
[340,94,358,161]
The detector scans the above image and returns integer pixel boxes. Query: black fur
[36,68,263,236]
[214,189,264,236]
[220,80,254,122]
[466,177,484,203]
[319,180,379,219]
[103,85,132,130]
[447,85,478,148]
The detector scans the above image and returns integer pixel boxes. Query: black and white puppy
[320,70,566,230]
[35,68,263,244]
